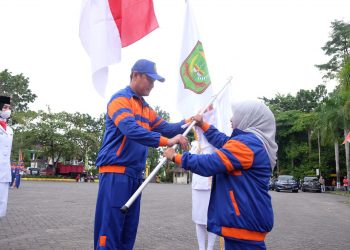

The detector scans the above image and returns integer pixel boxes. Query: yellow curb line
[22,178,99,183]
[22,178,75,182]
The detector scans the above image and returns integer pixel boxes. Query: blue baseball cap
[131,59,165,82]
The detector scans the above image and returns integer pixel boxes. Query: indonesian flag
[343,131,350,144]
[79,0,159,96]
[176,0,213,118]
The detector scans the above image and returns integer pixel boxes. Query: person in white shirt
[0,95,13,217]
[191,140,217,250]
[191,109,218,250]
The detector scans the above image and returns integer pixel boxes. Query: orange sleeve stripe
[174,154,182,165]
[136,120,150,130]
[221,227,267,241]
[108,97,131,118]
[229,190,241,216]
[148,107,158,122]
[223,140,254,169]
[200,122,210,132]
[151,119,163,130]
[114,112,133,126]
[159,136,168,147]
[116,136,127,156]
[99,236,107,247]
[215,150,234,172]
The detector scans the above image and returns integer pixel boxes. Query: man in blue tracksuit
[94,59,189,250]
[14,165,21,188]
[164,100,278,250]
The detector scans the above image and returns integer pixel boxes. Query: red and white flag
[79,0,159,96]
[343,131,350,144]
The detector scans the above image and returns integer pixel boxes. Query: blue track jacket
[175,123,274,242]
[96,86,187,177]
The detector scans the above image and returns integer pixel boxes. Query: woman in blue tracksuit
[164,100,278,250]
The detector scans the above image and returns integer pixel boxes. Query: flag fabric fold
[177,0,213,118]
[214,82,233,136]
[109,0,159,47]
[79,0,159,96]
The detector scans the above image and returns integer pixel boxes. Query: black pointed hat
[0,96,11,110]
[0,96,11,104]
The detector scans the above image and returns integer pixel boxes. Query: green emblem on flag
[180,41,211,94]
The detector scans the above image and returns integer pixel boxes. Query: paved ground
[0,181,349,250]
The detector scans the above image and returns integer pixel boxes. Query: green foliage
[284,142,308,161]
[147,106,172,173]
[147,147,163,172]
[315,20,350,80]
[154,106,170,121]
[339,56,350,91]
[262,84,327,113]
[11,108,104,168]
[264,17,350,180]
[264,83,336,178]
[0,69,37,112]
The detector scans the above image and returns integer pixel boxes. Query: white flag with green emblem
[177,0,214,118]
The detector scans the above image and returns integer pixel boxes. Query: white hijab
[231,100,278,171]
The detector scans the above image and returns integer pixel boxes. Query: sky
[0,0,349,121]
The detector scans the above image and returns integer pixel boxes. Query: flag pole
[120,76,233,213]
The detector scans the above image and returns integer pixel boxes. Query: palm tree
[338,56,350,182]
[319,92,344,188]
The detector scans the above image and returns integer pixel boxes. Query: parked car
[26,167,40,175]
[301,176,321,192]
[275,175,299,193]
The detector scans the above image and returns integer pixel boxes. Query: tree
[154,106,170,122]
[316,19,350,183]
[263,85,328,176]
[339,56,350,91]
[12,108,104,171]
[147,106,173,181]
[315,20,350,80]
[318,90,346,188]
[261,85,327,113]
[30,109,69,167]
[0,69,37,112]
[338,58,350,182]
[63,112,104,165]
[10,110,39,165]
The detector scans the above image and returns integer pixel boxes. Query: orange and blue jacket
[96,86,187,178]
[174,123,274,242]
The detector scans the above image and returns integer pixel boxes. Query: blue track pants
[94,173,142,250]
